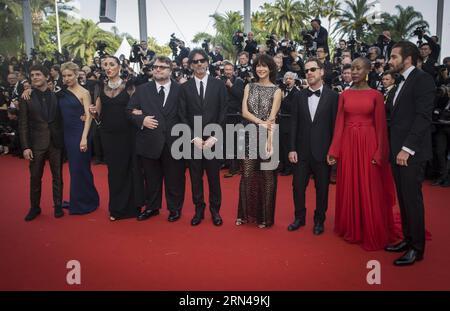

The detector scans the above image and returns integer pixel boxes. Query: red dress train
[328,89,399,251]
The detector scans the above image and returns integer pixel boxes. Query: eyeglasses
[152,65,170,70]
[191,58,207,64]
[305,67,320,73]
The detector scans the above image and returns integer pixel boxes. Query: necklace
[108,78,122,89]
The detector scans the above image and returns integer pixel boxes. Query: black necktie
[158,85,165,107]
[199,81,204,101]
[307,89,321,97]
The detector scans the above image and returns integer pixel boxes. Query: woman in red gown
[327,58,398,251]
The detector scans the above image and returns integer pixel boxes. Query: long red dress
[328,88,398,251]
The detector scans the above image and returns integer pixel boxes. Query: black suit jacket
[314,26,329,55]
[178,76,228,140]
[289,86,338,162]
[386,68,435,163]
[128,80,181,159]
[279,87,299,134]
[18,91,64,151]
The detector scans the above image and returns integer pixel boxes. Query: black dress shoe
[394,249,423,266]
[212,213,223,226]
[54,207,64,218]
[313,223,324,235]
[137,209,159,221]
[191,214,204,226]
[384,240,409,253]
[168,211,181,222]
[25,208,41,221]
[431,178,444,186]
[287,219,305,231]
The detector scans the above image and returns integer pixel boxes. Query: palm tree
[62,19,119,64]
[384,5,429,41]
[193,11,243,60]
[262,0,307,40]
[0,0,23,55]
[335,0,373,41]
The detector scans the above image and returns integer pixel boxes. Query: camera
[232,31,247,52]
[96,41,107,58]
[201,39,210,54]
[412,26,427,45]
[169,33,182,57]
[236,64,254,82]
[436,84,450,99]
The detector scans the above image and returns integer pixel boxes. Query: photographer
[381,70,396,102]
[130,40,156,67]
[368,57,386,90]
[279,71,299,176]
[432,84,450,187]
[423,34,440,61]
[232,30,247,53]
[235,51,254,84]
[221,61,244,178]
[334,40,347,60]
[310,19,329,60]
[265,34,279,56]
[244,32,258,60]
[286,48,305,78]
[375,31,395,61]
[316,46,333,87]
[209,46,224,76]
[50,65,64,89]
[332,64,353,94]
[420,43,438,79]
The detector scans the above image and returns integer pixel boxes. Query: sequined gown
[237,83,279,227]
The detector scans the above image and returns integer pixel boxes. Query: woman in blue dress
[59,62,99,214]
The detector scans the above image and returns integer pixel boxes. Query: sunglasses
[305,67,320,73]
[152,65,170,70]
[191,58,207,64]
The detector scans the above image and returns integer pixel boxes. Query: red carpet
[0,155,449,291]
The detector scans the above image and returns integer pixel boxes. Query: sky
[77,0,450,58]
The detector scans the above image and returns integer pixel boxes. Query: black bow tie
[396,74,405,84]
[307,89,321,97]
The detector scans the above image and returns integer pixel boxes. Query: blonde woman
[58,62,99,214]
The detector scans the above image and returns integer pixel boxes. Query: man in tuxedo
[128,56,185,222]
[178,49,228,226]
[386,41,435,266]
[288,58,338,235]
[19,65,64,221]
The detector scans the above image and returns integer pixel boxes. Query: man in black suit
[385,41,435,266]
[128,56,185,222]
[19,65,64,221]
[288,58,338,235]
[178,49,228,226]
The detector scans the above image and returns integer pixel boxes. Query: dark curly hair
[252,54,277,84]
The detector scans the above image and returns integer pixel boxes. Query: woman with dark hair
[89,55,142,221]
[236,54,282,228]
[327,57,398,250]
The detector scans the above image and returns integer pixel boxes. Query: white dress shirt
[194,75,208,99]
[155,80,171,107]
[308,85,323,122]
[392,65,416,156]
